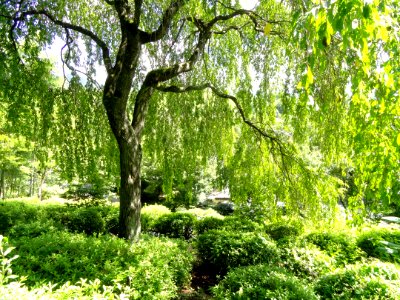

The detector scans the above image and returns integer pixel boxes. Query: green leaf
[264,23,272,35]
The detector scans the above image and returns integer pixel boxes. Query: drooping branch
[155,83,283,144]
[139,0,186,44]
[2,9,113,73]
[154,83,309,181]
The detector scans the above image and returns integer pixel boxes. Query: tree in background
[0,0,398,241]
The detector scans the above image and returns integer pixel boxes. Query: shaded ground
[179,263,218,299]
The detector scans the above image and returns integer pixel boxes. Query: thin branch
[6,9,113,73]
[60,29,101,90]
[162,18,186,65]
[139,0,185,44]
[155,83,283,145]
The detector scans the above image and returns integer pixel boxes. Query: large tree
[0,0,398,241]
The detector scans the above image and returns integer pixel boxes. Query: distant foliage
[314,261,400,299]
[62,184,109,201]
[196,230,279,274]
[213,201,235,216]
[212,265,317,300]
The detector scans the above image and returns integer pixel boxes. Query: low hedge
[196,230,279,274]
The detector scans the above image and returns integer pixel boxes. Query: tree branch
[7,9,113,73]
[139,0,185,44]
[133,0,143,26]
[154,83,283,146]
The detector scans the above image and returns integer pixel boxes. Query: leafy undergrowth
[0,200,400,299]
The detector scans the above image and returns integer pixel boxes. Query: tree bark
[38,169,47,201]
[118,136,142,241]
[0,169,4,200]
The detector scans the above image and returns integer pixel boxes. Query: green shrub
[0,201,42,234]
[212,265,317,300]
[221,215,263,232]
[186,207,223,219]
[10,232,194,298]
[196,216,225,234]
[279,244,334,280]
[196,230,279,274]
[196,215,262,235]
[62,207,106,236]
[152,213,196,239]
[305,231,365,266]
[265,219,304,242]
[314,261,400,299]
[141,204,171,232]
[357,229,400,263]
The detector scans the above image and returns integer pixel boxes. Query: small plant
[0,235,19,285]
[196,230,279,274]
[212,265,318,299]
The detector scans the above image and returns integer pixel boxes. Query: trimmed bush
[196,217,225,234]
[186,207,223,219]
[222,215,263,232]
[212,265,317,300]
[314,261,400,299]
[152,213,196,239]
[357,229,400,263]
[10,232,194,298]
[265,219,304,242]
[63,207,106,236]
[196,230,279,274]
[305,231,365,266]
[141,204,171,232]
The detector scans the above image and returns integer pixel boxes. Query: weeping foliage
[0,0,399,222]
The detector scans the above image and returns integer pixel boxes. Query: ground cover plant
[1,200,400,299]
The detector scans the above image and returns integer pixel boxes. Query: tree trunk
[38,169,47,201]
[29,166,36,197]
[0,169,4,200]
[118,138,142,241]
